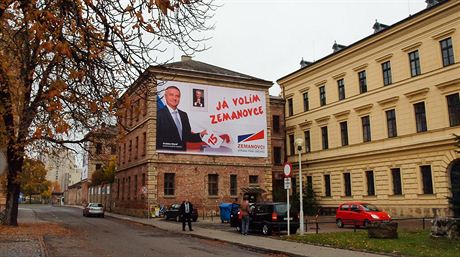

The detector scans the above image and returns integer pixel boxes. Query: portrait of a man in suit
[157,86,207,151]
[192,89,205,107]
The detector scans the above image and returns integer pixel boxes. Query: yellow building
[278,0,460,218]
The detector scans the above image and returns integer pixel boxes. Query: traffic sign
[284,177,291,189]
[283,163,292,177]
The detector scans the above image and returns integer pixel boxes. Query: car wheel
[101,214,105,218]
[336,219,344,228]
[363,219,370,228]
[262,224,272,235]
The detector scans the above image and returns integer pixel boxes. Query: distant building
[278,0,460,217]
[114,56,273,217]
[41,149,78,192]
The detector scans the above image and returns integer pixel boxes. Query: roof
[277,0,450,83]
[241,187,266,194]
[151,57,273,87]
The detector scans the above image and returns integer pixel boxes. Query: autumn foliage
[0,0,215,226]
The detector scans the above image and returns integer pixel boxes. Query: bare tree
[0,0,215,226]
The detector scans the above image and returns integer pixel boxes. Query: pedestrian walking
[179,199,194,231]
[241,195,250,235]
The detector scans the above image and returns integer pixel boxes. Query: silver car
[83,203,105,217]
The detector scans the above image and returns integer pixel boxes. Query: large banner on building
[156,81,267,157]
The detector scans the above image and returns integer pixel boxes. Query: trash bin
[219,203,233,223]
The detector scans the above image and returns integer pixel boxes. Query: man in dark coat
[156,86,207,151]
[179,199,193,231]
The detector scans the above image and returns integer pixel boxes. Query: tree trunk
[3,144,24,226]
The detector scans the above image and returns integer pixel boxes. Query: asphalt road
[24,205,274,257]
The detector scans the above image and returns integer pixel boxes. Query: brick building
[278,0,460,217]
[114,56,274,217]
[269,96,287,201]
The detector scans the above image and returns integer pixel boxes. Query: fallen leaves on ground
[0,222,70,237]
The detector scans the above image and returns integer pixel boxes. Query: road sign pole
[287,187,290,236]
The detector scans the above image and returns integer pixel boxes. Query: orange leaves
[55,120,69,134]
[89,101,98,113]
[156,0,174,15]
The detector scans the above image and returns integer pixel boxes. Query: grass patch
[283,230,460,257]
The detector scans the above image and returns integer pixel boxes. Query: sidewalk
[102,210,388,257]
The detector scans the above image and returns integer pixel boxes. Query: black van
[231,202,300,235]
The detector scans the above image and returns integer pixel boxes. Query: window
[134,175,138,200]
[95,164,102,171]
[420,165,433,194]
[273,147,282,164]
[366,170,375,196]
[307,175,313,191]
[123,143,126,164]
[128,140,132,162]
[287,98,293,116]
[409,50,421,77]
[321,126,328,150]
[361,115,371,142]
[117,179,120,199]
[303,92,309,112]
[344,172,351,196]
[324,175,331,197]
[118,145,121,165]
[249,175,258,184]
[208,174,218,196]
[134,100,140,122]
[273,115,280,133]
[337,79,345,100]
[386,109,397,138]
[447,93,460,126]
[135,136,139,160]
[142,132,147,156]
[304,130,311,153]
[127,176,131,200]
[230,175,237,196]
[358,70,367,94]
[440,37,455,67]
[414,102,427,132]
[164,173,175,195]
[111,145,116,155]
[319,86,326,106]
[142,173,146,186]
[289,134,295,156]
[340,121,348,146]
[391,168,402,195]
[143,96,148,116]
[129,105,133,126]
[121,178,125,200]
[382,61,392,86]
[95,143,102,154]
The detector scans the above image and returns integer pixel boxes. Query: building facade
[278,0,460,217]
[114,56,274,217]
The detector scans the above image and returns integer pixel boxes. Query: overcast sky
[166,0,428,96]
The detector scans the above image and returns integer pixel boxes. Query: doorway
[450,160,460,218]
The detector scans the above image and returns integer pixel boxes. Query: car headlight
[371,214,380,219]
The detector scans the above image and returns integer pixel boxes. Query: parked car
[164,203,198,222]
[335,202,391,228]
[83,203,104,218]
[231,202,299,235]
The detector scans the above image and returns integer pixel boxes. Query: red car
[335,202,391,228]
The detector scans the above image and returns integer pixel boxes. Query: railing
[302,216,436,234]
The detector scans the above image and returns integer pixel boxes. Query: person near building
[241,195,250,235]
[180,199,194,231]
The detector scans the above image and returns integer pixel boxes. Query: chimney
[181,55,192,62]
[332,41,347,53]
[426,0,442,8]
[300,58,312,68]
[373,20,389,33]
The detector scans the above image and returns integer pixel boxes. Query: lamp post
[295,137,304,235]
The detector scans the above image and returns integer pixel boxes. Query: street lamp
[295,137,305,235]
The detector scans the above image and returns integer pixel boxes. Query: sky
[165,0,428,96]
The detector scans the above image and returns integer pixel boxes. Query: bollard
[316,221,319,234]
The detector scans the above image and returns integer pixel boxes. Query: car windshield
[361,204,379,212]
[90,203,102,207]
